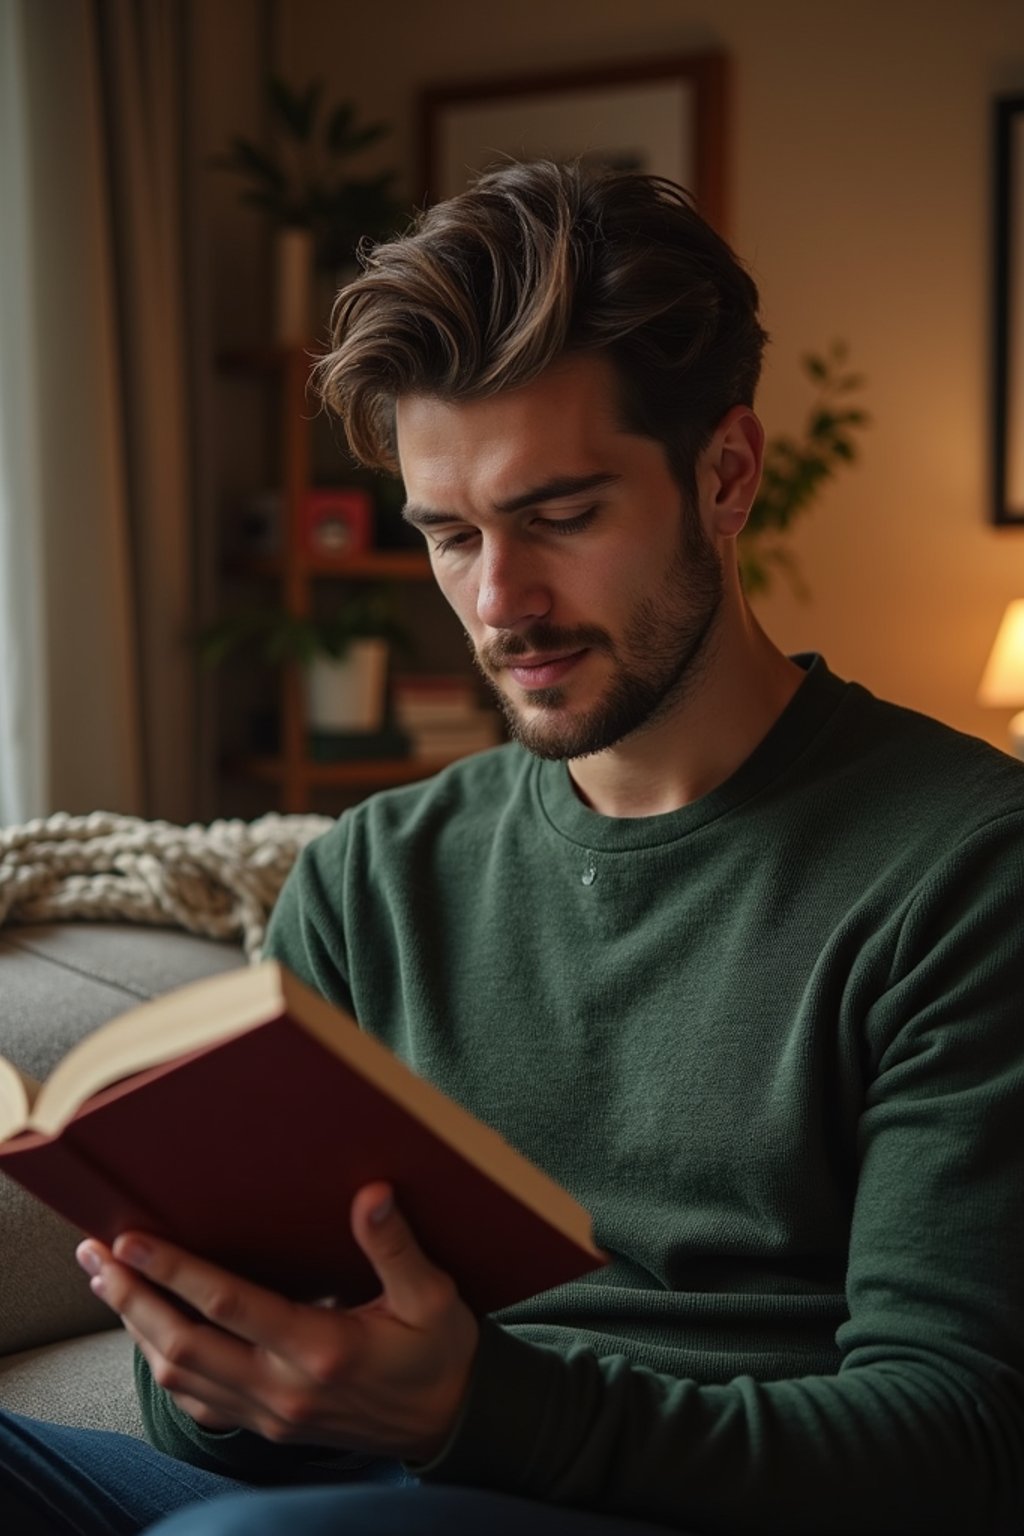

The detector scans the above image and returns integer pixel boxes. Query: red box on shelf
[301,488,373,558]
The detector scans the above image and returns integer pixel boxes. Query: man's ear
[700,405,764,538]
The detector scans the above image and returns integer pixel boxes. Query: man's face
[395,353,724,761]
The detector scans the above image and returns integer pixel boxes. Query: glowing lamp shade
[978,601,1024,757]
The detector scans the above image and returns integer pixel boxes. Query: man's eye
[542,506,598,536]
[433,529,478,556]
[432,505,598,557]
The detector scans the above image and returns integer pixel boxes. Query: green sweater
[136,655,1024,1534]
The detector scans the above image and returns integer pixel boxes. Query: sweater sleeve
[132,1343,312,1480]
[418,819,1024,1536]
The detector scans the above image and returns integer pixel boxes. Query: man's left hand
[75,1182,479,1462]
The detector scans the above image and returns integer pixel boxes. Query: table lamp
[978,600,1024,758]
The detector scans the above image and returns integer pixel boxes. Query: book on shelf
[393,675,501,761]
[410,721,501,761]
[0,963,604,1313]
[392,674,479,723]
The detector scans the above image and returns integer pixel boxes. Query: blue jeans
[0,1408,680,1535]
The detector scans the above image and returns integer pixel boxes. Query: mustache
[477,623,613,669]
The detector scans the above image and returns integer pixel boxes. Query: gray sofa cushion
[0,1327,142,1435]
[0,923,244,1357]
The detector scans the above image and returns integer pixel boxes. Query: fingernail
[369,1194,394,1226]
[76,1244,102,1277]
[114,1235,153,1270]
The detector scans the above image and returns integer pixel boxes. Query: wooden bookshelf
[212,345,488,813]
[230,551,432,581]
[233,756,461,790]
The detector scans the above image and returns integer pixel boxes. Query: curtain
[0,0,197,824]
[96,0,196,822]
[0,0,50,822]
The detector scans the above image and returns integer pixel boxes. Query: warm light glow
[978,600,1024,707]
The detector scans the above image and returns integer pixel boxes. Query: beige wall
[276,0,1024,749]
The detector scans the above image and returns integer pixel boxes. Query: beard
[469,505,724,761]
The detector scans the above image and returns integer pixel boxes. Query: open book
[0,962,604,1313]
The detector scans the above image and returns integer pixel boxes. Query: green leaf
[213,79,401,264]
[298,79,324,138]
[742,340,870,597]
[326,108,389,157]
[268,74,323,141]
[324,101,353,150]
[338,122,389,156]
[739,557,768,596]
[739,538,811,602]
[221,137,287,189]
[196,584,411,671]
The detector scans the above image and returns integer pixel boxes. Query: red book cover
[0,969,604,1314]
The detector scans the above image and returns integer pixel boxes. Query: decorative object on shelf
[740,341,870,599]
[993,94,1024,524]
[198,587,407,668]
[198,587,409,741]
[307,639,388,733]
[213,76,405,341]
[977,599,1024,757]
[302,487,373,558]
[420,53,727,230]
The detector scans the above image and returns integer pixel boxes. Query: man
[3,161,1024,1536]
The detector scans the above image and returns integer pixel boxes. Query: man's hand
[74,1183,479,1462]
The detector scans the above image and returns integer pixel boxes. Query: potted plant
[214,77,405,343]
[741,341,869,598]
[199,588,410,737]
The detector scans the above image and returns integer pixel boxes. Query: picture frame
[418,53,728,233]
[994,94,1024,524]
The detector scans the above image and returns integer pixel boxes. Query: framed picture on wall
[994,94,1024,524]
[418,54,728,233]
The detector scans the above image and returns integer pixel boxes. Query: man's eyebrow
[401,472,621,527]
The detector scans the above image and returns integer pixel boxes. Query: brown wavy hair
[314,159,768,501]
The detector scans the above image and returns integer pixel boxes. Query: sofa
[0,920,245,1435]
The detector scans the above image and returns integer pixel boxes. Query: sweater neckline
[533,653,851,852]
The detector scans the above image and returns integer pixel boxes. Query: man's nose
[475,537,551,632]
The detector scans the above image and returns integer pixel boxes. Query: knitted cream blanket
[0,811,334,960]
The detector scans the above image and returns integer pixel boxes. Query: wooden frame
[994,94,1024,524]
[418,54,728,232]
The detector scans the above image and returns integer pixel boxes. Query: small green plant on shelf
[740,341,869,599]
[212,76,405,268]
[197,587,410,670]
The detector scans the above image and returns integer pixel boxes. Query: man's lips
[502,649,589,690]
